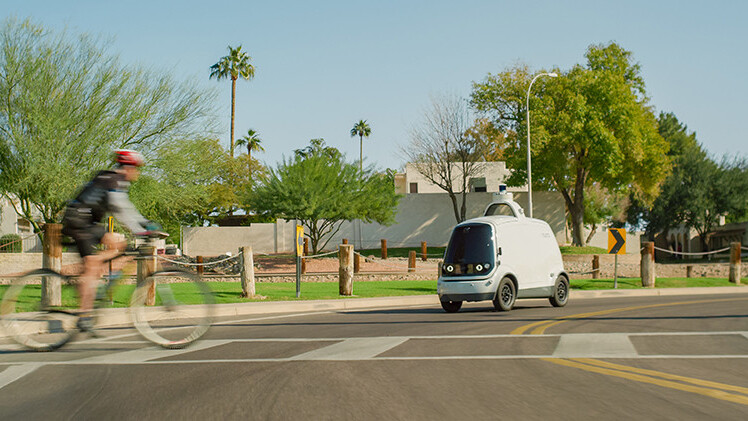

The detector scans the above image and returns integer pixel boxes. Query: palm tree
[236,129,265,161]
[210,45,255,157]
[350,120,371,172]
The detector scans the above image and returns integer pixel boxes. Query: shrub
[0,234,22,253]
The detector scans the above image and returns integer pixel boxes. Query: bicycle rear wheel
[0,270,78,351]
[130,269,214,349]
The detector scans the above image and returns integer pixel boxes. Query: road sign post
[295,225,304,298]
[608,228,626,289]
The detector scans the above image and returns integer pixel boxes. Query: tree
[402,94,486,224]
[130,138,228,242]
[0,18,216,233]
[633,113,748,249]
[210,45,255,157]
[236,128,264,161]
[252,139,399,253]
[350,120,371,172]
[471,43,671,245]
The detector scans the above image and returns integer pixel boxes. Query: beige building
[394,162,527,194]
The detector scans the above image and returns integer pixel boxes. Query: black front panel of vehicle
[442,223,495,277]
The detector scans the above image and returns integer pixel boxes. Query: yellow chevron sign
[608,228,626,254]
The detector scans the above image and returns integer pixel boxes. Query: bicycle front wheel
[130,269,214,349]
[0,270,78,351]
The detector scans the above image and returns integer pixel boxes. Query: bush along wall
[0,234,22,253]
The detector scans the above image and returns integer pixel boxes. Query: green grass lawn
[571,277,747,290]
[2,277,744,312]
[559,246,608,254]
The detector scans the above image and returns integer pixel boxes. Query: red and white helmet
[114,149,144,167]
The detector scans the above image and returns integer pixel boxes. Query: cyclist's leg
[72,225,107,313]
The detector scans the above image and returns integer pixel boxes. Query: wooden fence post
[196,255,204,276]
[342,238,348,245]
[641,242,655,288]
[592,255,600,279]
[686,265,693,278]
[339,244,353,296]
[381,239,387,260]
[42,223,62,307]
[354,252,360,273]
[408,250,416,273]
[421,241,428,261]
[241,246,256,298]
[729,242,742,284]
[137,245,157,305]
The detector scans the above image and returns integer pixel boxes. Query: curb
[93,286,748,327]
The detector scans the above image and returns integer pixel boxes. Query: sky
[3,0,747,170]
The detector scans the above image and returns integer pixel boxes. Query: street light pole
[526,72,558,218]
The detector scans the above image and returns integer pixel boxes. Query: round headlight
[475,264,483,272]
[446,265,454,273]
[484,263,491,269]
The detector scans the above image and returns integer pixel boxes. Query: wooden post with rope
[729,242,741,284]
[240,246,256,298]
[640,242,655,288]
[339,244,353,296]
[42,223,62,307]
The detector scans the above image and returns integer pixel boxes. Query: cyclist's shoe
[76,316,100,338]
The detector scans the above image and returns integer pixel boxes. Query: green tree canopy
[0,18,217,233]
[471,42,670,245]
[236,128,264,160]
[631,113,748,248]
[252,139,400,253]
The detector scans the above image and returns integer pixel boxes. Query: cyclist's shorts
[62,207,106,258]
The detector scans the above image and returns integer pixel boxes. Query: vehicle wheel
[440,300,463,313]
[130,269,214,349]
[492,277,516,311]
[0,269,77,351]
[549,275,569,307]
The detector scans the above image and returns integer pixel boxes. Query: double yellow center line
[543,358,748,406]
[511,297,746,335]
[512,297,748,406]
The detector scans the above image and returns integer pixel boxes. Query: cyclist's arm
[108,190,149,233]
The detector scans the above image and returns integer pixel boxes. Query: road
[1,293,747,420]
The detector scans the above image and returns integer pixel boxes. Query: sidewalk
[3,286,747,339]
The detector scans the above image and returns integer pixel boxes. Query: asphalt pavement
[1,288,747,420]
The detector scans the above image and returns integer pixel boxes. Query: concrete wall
[183,219,298,256]
[330,191,566,249]
[182,192,566,255]
[0,253,81,276]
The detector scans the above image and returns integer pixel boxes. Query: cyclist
[62,149,158,331]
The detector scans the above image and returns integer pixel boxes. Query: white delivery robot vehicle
[437,190,569,313]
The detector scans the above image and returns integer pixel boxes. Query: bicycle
[0,233,214,351]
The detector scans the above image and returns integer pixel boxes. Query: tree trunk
[359,135,363,173]
[447,191,462,223]
[585,223,597,246]
[570,205,585,246]
[459,191,467,222]
[230,76,237,158]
